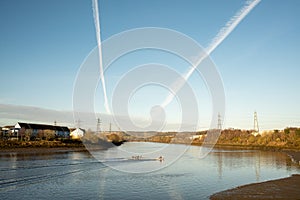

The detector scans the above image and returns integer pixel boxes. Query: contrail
[92,0,110,113]
[161,0,261,108]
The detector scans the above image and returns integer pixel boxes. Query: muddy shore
[210,150,300,200]
[210,174,300,200]
[0,146,88,157]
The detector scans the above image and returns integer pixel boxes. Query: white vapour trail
[161,0,261,108]
[206,0,261,54]
[92,0,110,113]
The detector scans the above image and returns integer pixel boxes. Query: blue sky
[0,0,299,130]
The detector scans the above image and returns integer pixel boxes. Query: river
[0,142,299,200]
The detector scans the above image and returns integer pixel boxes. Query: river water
[1,142,299,200]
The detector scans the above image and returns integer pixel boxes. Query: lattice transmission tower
[217,113,222,130]
[96,118,101,134]
[253,111,259,133]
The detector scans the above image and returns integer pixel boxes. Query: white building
[70,128,85,139]
[189,135,205,140]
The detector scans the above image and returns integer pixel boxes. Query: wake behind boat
[130,155,164,162]
[100,156,164,163]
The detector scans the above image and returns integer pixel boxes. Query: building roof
[70,128,85,139]
[17,122,69,132]
[3,125,14,129]
[70,128,86,132]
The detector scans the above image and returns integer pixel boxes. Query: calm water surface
[0,142,299,200]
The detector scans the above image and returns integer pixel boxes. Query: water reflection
[0,144,299,200]
[255,153,261,181]
[209,148,298,182]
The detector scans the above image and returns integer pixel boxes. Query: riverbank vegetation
[199,127,300,150]
[0,129,126,149]
[135,127,300,150]
[1,127,300,150]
